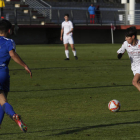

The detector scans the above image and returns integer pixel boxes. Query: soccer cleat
[13,114,27,133]
[75,56,78,60]
[64,58,69,60]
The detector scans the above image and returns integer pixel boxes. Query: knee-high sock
[72,50,77,56]
[0,105,5,125]
[65,50,69,58]
[2,102,16,119]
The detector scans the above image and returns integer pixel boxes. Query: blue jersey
[88,6,95,15]
[0,36,16,92]
[0,36,16,72]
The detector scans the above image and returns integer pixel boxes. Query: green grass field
[1,44,140,140]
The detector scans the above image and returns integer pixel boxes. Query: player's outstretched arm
[9,50,32,78]
[117,43,126,59]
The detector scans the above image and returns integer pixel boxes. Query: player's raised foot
[64,58,69,60]
[75,56,78,60]
[13,114,27,133]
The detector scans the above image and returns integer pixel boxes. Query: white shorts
[63,35,74,44]
[132,68,140,75]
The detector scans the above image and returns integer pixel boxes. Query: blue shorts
[0,71,10,93]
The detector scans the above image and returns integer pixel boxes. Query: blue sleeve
[6,40,16,52]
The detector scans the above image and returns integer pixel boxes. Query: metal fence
[3,7,140,26]
[118,10,140,25]
[51,8,124,25]
[52,9,140,25]
[43,0,122,4]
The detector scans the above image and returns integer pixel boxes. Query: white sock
[72,50,77,56]
[65,50,69,58]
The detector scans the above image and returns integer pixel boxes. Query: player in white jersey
[117,26,140,92]
[60,14,78,60]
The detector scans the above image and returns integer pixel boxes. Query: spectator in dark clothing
[95,5,100,24]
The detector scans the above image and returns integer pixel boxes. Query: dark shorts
[0,71,10,93]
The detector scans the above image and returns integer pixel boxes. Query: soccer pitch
[1,44,140,140]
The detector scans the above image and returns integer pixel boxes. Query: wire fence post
[44,8,47,25]
[50,7,52,21]
[0,8,1,19]
[14,8,17,25]
[29,9,32,25]
[71,10,73,23]
[86,11,89,26]
[58,9,60,25]
[114,12,116,26]
[100,12,102,26]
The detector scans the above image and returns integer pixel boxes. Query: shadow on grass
[106,59,129,60]
[9,63,129,71]
[0,130,47,136]
[119,110,139,112]
[1,120,140,136]
[51,121,140,136]
[10,84,133,93]
[9,66,94,71]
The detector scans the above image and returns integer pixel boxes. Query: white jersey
[117,40,140,72]
[61,20,73,37]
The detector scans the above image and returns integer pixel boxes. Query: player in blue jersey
[0,19,32,132]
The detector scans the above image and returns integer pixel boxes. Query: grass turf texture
[0,44,140,140]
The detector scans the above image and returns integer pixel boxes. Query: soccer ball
[108,99,121,112]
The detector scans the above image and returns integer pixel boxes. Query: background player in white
[117,26,140,92]
[60,14,78,60]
